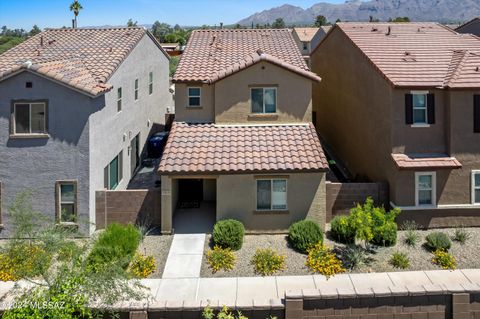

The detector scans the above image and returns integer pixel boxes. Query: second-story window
[405,92,435,126]
[188,87,201,107]
[13,101,47,135]
[148,72,153,95]
[134,79,139,101]
[302,42,308,50]
[117,87,122,112]
[251,87,277,114]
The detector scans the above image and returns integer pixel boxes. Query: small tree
[127,19,138,27]
[29,25,41,36]
[1,192,146,318]
[272,18,286,29]
[314,15,328,27]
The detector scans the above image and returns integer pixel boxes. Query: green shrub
[370,200,400,247]
[288,220,324,253]
[206,245,236,273]
[251,248,285,276]
[341,245,367,270]
[452,228,471,244]
[425,232,451,252]
[330,215,355,244]
[87,223,141,271]
[432,249,456,270]
[402,221,420,247]
[389,251,410,269]
[213,219,245,251]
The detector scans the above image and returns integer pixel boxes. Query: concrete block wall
[95,189,161,229]
[326,182,389,222]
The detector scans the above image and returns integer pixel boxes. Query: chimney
[220,22,223,29]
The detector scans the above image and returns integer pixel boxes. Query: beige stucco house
[311,22,480,228]
[292,27,331,67]
[158,29,329,234]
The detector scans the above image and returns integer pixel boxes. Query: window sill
[253,210,289,215]
[410,124,430,128]
[186,106,203,109]
[9,133,50,139]
[56,222,78,228]
[248,114,279,120]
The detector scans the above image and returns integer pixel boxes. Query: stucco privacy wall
[95,189,161,229]
[89,34,171,233]
[0,72,98,237]
[175,61,313,125]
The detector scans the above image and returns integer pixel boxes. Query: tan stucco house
[311,22,480,227]
[292,27,331,67]
[158,29,329,234]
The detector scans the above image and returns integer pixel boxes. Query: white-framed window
[256,179,287,211]
[471,170,480,204]
[251,87,277,114]
[13,101,47,135]
[134,79,139,101]
[56,181,77,223]
[412,91,428,125]
[188,87,201,107]
[104,151,123,190]
[415,172,436,206]
[302,41,308,50]
[148,72,153,95]
[117,87,122,112]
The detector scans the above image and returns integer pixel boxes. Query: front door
[130,134,140,176]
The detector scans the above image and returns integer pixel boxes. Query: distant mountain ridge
[237,0,480,25]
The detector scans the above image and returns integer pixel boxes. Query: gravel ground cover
[139,235,173,278]
[200,228,480,277]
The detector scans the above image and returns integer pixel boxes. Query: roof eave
[157,167,328,176]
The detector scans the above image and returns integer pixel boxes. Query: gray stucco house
[0,27,171,236]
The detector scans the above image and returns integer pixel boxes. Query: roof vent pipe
[220,22,223,29]
[40,35,43,46]
[386,26,391,36]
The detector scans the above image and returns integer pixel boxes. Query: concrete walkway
[162,234,206,279]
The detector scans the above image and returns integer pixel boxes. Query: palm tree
[69,1,83,28]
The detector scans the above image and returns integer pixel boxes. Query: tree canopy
[272,18,286,29]
[314,15,328,27]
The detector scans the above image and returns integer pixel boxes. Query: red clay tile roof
[0,27,165,96]
[391,153,462,170]
[173,29,319,83]
[294,27,320,42]
[158,122,328,175]
[330,22,480,88]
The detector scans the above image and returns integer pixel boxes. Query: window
[256,179,287,211]
[188,87,201,107]
[134,79,139,101]
[472,171,480,204]
[412,93,427,124]
[104,151,123,190]
[56,181,77,223]
[302,42,308,50]
[251,87,277,114]
[117,87,122,112]
[415,172,436,206]
[405,92,435,125]
[13,101,47,135]
[148,72,153,95]
[474,95,480,133]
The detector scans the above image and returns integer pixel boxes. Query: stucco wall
[0,72,96,237]
[456,20,480,36]
[89,34,171,232]
[216,172,326,231]
[174,62,313,125]
[174,84,215,123]
[311,27,393,185]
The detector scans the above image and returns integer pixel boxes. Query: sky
[0,0,348,30]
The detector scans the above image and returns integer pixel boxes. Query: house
[311,22,480,227]
[292,27,331,66]
[455,17,480,36]
[158,29,328,234]
[160,43,183,57]
[0,27,171,236]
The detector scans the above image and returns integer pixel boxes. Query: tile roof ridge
[445,49,469,87]
[44,26,146,31]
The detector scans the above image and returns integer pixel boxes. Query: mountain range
[237,0,480,25]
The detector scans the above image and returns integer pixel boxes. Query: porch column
[161,175,173,234]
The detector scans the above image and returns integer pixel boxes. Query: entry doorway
[130,134,140,176]
[178,179,203,208]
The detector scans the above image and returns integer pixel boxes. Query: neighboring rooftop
[294,27,320,42]
[158,122,328,175]
[173,29,318,83]
[331,22,480,88]
[0,27,165,96]
[456,17,480,32]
